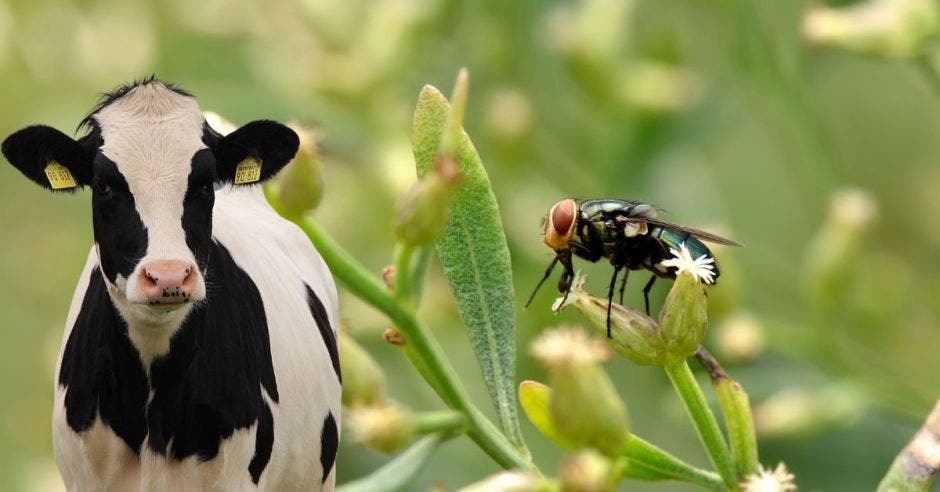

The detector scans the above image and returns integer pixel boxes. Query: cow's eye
[96,182,114,198]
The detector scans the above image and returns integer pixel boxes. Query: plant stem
[695,347,760,478]
[877,399,940,492]
[412,410,467,435]
[393,243,415,305]
[624,435,725,490]
[664,359,737,488]
[296,216,534,471]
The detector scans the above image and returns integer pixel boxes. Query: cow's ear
[2,125,94,192]
[212,120,299,185]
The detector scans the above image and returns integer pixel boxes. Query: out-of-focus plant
[259,69,936,490]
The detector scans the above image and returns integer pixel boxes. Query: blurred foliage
[0,0,939,490]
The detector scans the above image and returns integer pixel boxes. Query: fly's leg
[642,275,657,316]
[606,266,622,338]
[524,255,560,309]
[618,269,629,305]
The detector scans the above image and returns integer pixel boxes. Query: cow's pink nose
[138,260,197,304]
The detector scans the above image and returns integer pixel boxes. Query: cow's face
[2,80,298,325]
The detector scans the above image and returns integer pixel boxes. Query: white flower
[659,242,717,284]
[551,271,586,312]
[740,463,797,492]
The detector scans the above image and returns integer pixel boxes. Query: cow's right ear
[1,125,94,192]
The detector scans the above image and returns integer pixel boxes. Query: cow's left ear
[212,120,299,185]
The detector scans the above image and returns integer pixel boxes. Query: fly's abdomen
[651,227,721,280]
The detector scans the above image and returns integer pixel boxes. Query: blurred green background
[0,0,938,490]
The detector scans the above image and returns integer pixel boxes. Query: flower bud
[394,155,462,246]
[805,188,878,311]
[559,450,616,492]
[347,402,414,453]
[339,331,385,408]
[553,275,667,366]
[659,271,708,363]
[459,471,556,492]
[531,328,630,457]
[518,380,575,450]
[753,385,864,439]
[803,0,939,59]
[714,311,765,364]
[620,61,701,115]
[271,124,323,218]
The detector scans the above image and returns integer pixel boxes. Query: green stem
[393,243,415,305]
[412,410,467,435]
[411,246,433,304]
[695,348,759,477]
[624,435,725,490]
[664,359,736,488]
[297,216,533,471]
[877,400,940,492]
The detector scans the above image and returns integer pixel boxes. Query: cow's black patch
[182,149,217,274]
[248,401,274,484]
[320,412,338,484]
[305,284,341,383]
[58,269,149,451]
[92,155,147,283]
[147,241,279,462]
[59,242,279,481]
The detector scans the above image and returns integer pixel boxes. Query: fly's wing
[620,216,742,246]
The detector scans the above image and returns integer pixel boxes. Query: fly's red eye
[551,199,575,236]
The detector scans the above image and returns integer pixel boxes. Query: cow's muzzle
[138,259,198,305]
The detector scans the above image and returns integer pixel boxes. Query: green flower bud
[620,61,701,115]
[805,189,877,311]
[714,311,765,364]
[347,402,414,453]
[659,271,709,363]
[559,450,616,492]
[271,124,323,219]
[553,275,667,366]
[531,328,630,457]
[753,385,865,439]
[803,0,940,59]
[339,331,385,408]
[394,155,462,246]
[459,471,557,492]
[518,380,576,450]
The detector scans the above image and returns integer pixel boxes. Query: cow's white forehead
[94,83,206,171]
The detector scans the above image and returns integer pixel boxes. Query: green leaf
[337,434,450,492]
[412,78,526,453]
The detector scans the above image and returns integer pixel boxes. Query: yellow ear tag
[44,161,77,189]
[234,157,262,184]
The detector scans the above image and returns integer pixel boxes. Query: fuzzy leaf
[412,83,525,452]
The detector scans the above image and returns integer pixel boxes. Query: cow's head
[1,79,298,325]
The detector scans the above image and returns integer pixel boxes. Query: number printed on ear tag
[234,157,262,184]
[44,161,77,189]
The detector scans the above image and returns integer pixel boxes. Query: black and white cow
[2,78,341,490]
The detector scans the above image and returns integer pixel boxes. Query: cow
[1,78,341,490]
